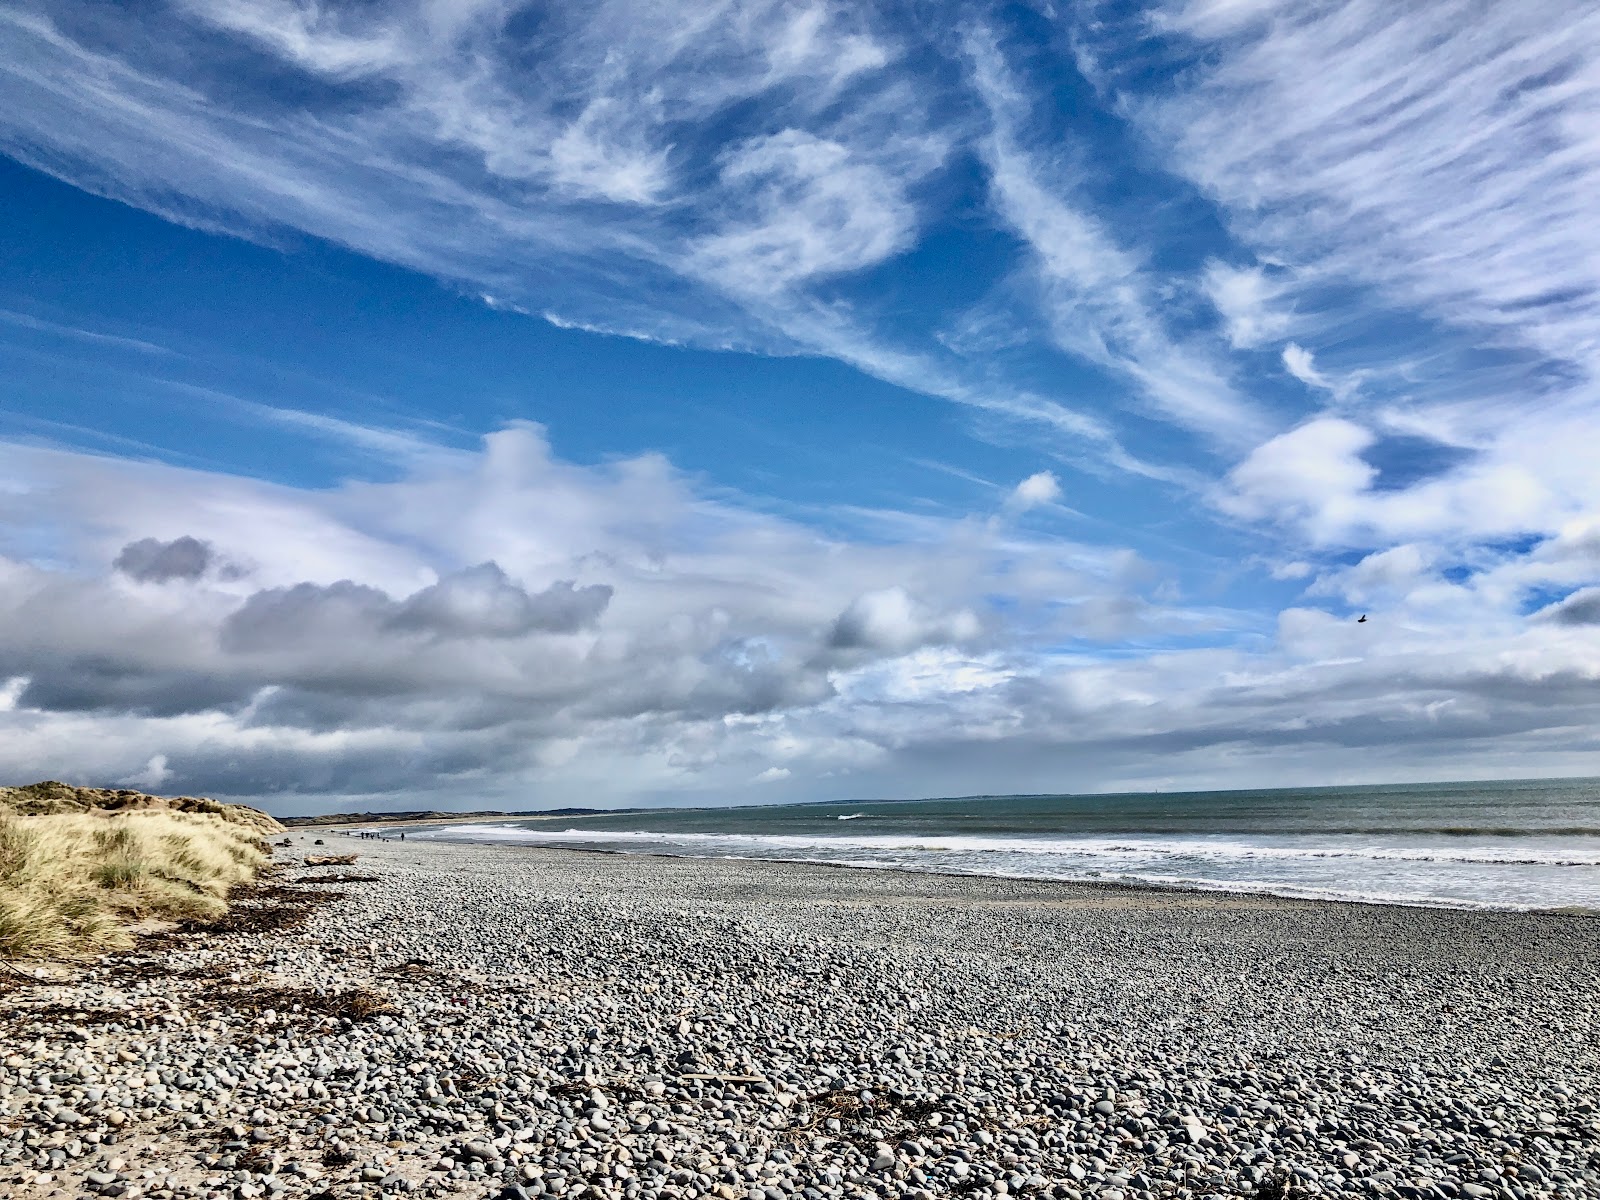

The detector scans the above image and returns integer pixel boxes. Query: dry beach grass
[0,782,281,959]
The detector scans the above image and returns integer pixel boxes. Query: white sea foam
[415,825,1600,868]
[410,804,1600,910]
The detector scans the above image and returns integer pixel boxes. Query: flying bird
[1357,614,1368,623]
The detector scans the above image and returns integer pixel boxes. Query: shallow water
[409,778,1600,911]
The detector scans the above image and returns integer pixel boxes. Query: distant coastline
[279,807,642,828]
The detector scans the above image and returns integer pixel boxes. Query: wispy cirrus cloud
[0,308,175,356]
[0,1,916,340]
[0,0,1283,480]
[1121,0,1600,386]
[1200,261,1292,351]
[1057,0,1600,584]
[964,29,1268,447]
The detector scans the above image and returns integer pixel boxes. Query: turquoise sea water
[408,778,1600,911]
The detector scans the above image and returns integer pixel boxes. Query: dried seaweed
[204,984,399,1023]
[179,882,345,935]
[292,873,381,884]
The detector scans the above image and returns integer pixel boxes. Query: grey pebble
[0,836,1595,1200]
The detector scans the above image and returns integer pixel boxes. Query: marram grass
[0,783,281,959]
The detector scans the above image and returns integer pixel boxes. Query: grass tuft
[0,788,281,959]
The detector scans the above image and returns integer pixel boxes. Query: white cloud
[1280,343,1325,389]
[764,4,890,91]
[966,30,1267,447]
[6,1,1600,803]
[1006,470,1061,511]
[1221,416,1376,537]
[1537,587,1600,627]
[692,130,917,295]
[0,0,1187,491]
[1281,342,1364,403]
[826,587,981,656]
[1202,260,1291,350]
[1156,0,1281,38]
[1219,397,1600,556]
[179,0,411,79]
[0,425,1174,804]
[1317,543,1436,605]
[118,753,172,791]
[1136,0,1600,385]
[0,308,175,356]
[2,422,1599,806]
[546,98,675,205]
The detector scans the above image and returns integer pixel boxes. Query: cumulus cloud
[0,425,1190,805]
[5,2,1600,806]
[393,568,610,638]
[222,580,392,655]
[1536,588,1600,627]
[222,564,611,653]
[1006,471,1061,512]
[4,411,1600,808]
[1221,417,1376,534]
[10,415,1582,811]
[113,535,214,582]
[1218,406,1597,556]
[118,753,171,791]
[826,587,981,655]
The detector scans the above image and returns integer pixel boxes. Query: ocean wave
[416,825,1600,868]
[1311,825,1600,838]
[454,841,1572,912]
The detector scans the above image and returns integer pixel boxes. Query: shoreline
[4,836,1598,1200]
[291,811,595,831]
[357,828,1600,918]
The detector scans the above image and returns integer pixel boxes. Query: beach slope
[2,836,1596,1199]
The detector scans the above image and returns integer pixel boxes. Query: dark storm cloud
[221,580,393,654]
[113,535,214,582]
[221,563,612,654]
[388,564,612,637]
[824,587,979,656]
[1538,587,1600,626]
[16,662,252,717]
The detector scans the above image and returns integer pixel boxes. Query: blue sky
[2,0,1600,812]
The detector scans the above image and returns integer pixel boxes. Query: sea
[406,778,1600,912]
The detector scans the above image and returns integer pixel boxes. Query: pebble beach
[3,837,1598,1200]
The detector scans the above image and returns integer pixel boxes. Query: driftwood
[303,853,358,867]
